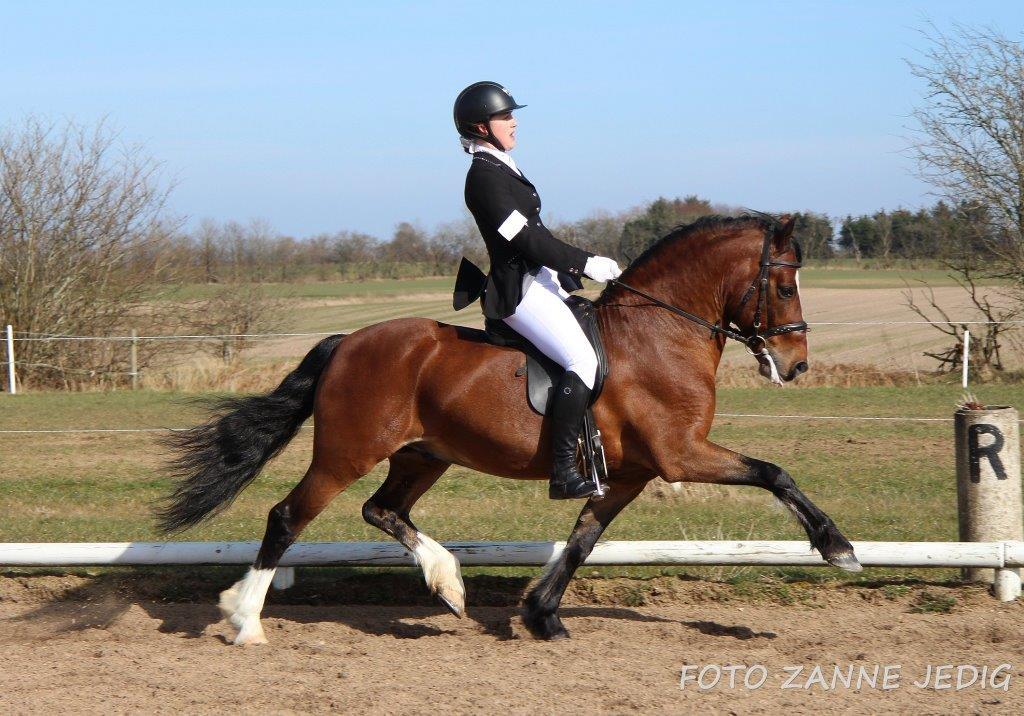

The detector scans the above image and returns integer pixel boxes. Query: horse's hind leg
[219,462,361,645]
[361,447,464,616]
[524,478,648,640]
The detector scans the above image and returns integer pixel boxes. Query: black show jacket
[464,152,592,320]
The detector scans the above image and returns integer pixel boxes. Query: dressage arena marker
[955,405,1022,599]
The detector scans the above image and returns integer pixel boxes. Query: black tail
[155,334,345,533]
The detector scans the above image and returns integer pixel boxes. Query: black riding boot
[548,370,597,500]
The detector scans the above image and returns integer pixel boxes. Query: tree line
[131,197,999,286]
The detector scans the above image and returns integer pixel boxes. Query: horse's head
[599,213,809,384]
[725,215,808,384]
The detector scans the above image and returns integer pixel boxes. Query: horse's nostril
[794,361,809,375]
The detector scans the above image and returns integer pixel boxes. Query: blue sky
[2,1,1022,238]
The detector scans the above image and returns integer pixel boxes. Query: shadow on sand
[6,567,818,643]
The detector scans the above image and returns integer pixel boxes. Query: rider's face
[476,111,516,150]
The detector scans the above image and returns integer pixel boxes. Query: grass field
[164,264,1000,301]
[3,383,1021,582]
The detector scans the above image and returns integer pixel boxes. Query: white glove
[584,255,622,282]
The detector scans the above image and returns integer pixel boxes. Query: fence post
[130,329,139,390]
[961,329,970,389]
[955,404,1022,600]
[271,567,296,590]
[5,325,15,395]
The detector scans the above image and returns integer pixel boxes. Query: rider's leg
[503,279,599,499]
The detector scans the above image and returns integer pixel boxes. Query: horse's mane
[596,212,781,305]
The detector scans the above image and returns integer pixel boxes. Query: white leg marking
[538,541,567,582]
[412,532,465,616]
[219,567,275,646]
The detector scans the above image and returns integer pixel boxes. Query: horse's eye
[778,285,796,299]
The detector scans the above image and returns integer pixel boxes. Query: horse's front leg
[655,439,861,572]
[523,477,649,640]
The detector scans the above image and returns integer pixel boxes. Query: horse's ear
[773,214,797,253]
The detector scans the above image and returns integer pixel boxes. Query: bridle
[736,229,808,353]
[608,227,809,354]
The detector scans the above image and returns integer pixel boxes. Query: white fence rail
[3,539,1023,569]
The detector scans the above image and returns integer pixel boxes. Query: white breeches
[502,267,598,389]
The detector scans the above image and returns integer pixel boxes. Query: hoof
[826,551,863,573]
[414,533,466,617]
[219,585,269,646]
[232,617,269,646]
[522,610,570,641]
[545,627,570,641]
[436,588,465,618]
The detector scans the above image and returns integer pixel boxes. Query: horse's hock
[955,405,1023,599]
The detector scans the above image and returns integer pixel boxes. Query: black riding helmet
[453,81,526,152]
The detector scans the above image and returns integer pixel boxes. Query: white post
[5,325,15,395]
[955,405,1022,601]
[961,330,970,389]
[271,566,296,590]
[130,329,138,390]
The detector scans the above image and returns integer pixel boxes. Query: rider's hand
[584,255,623,282]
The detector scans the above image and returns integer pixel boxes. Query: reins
[607,228,809,353]
[606,278,751,345]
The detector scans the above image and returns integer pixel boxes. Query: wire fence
[4,314,1023,395]
[5,412,1024,435]
[8,320,1024,342]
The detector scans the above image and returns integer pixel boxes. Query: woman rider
[453,81,623,500]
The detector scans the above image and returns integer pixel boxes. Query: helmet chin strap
[481,120,506,152]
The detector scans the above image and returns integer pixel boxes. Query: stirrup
[549,474,598,500]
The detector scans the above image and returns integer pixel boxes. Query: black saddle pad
[482,295,609,415]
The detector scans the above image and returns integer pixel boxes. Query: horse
[157,213,861,646]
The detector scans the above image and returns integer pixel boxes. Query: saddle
[478,295,611,494]
[481,295,609,415]
[453,257,612,491]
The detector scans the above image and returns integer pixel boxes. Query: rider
[453,81,623,500]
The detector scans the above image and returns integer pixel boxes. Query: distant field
[3,384,1020,581]
[166,276,457,300]
[163,264,1004,301]
[221,282,1017,375]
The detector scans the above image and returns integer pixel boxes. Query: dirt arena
[2,573,1021,714]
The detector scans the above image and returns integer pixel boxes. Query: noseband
[608,227,809,353]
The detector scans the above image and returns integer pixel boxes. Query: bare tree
[0,117,173,387]
[903,262,1019,378]
[907,25,1024,251]
[875,211,894,262]
[182,284,286,364]
[904,25,1024,372]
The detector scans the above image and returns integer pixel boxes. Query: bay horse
[157,213,861,646]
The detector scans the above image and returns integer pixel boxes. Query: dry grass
[137,354,298,393]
